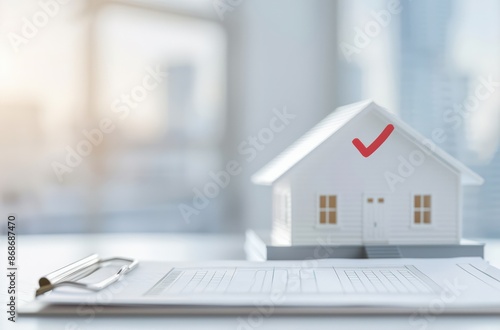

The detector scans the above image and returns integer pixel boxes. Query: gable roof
[251,100,484,186]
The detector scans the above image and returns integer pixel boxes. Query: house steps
[365,245,402,258]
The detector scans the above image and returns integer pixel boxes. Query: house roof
[251,100,484,186]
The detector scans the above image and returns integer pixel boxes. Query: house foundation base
[245,230,485,261]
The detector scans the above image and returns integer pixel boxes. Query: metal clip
[36,254,138,296]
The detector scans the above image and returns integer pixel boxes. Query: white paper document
[28,257,500,314]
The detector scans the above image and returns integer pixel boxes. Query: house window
[319,195,337,225]
[414,195,431,224]
[274,192,290,226]
[283,194,290,226]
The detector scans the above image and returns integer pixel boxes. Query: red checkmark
[352,124,394,158]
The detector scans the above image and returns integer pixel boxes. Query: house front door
[363,194,388,243]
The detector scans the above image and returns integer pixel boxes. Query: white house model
[252,101,483,246]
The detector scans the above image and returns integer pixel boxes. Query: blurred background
[0,0,498,237]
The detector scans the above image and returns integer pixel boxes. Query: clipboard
[22,256,500,316]
[36,254,139,296]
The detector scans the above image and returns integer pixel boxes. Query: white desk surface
[3,233,500,330]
